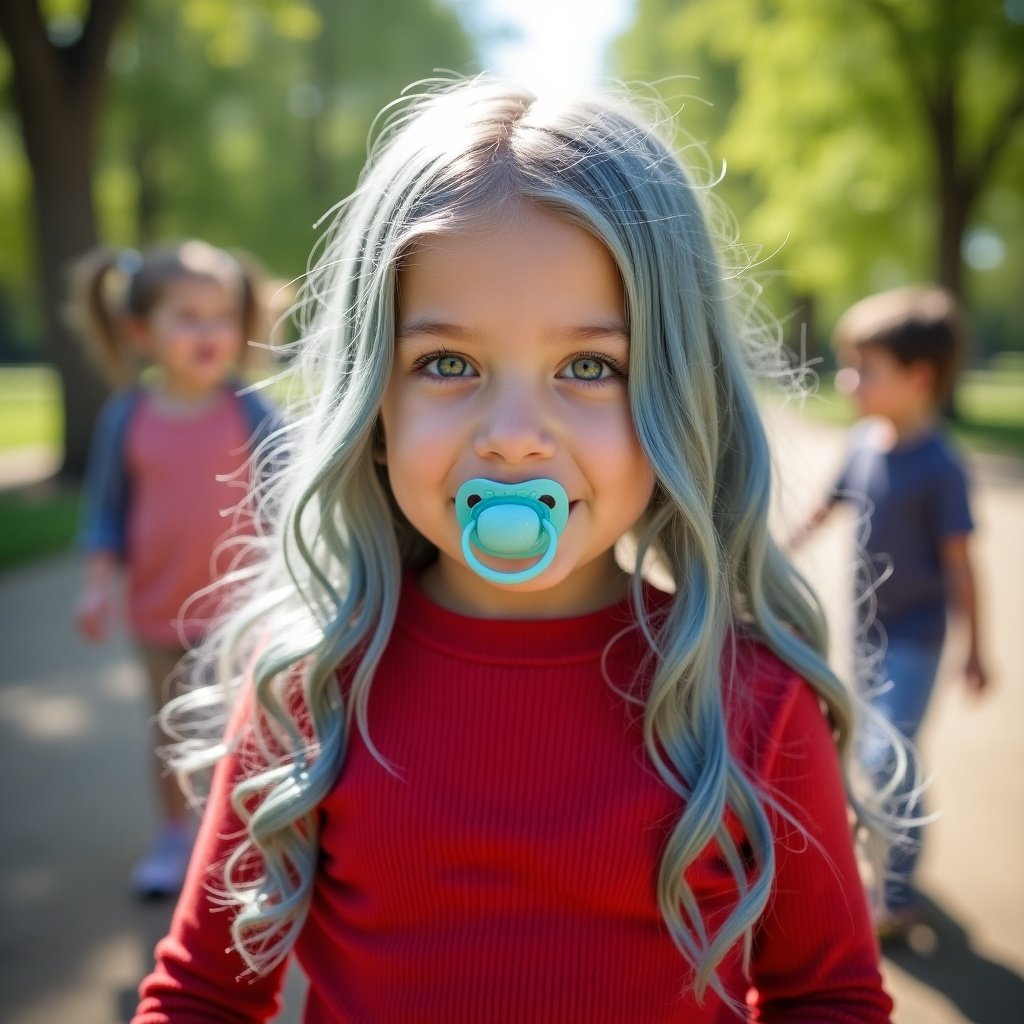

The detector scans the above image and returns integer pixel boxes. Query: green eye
[436,354,468,376]
[568,357,605,380]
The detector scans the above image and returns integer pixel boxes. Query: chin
[479,563,570,592]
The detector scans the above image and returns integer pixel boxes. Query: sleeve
[829,462,850,503]
[747,680,893,1023]
[77,391,137,557]
[935,453,973,539]
[234,386,289,511]
[131,711,290,1023]
[828,439,859,506]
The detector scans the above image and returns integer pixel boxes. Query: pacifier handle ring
[461,519,559,585]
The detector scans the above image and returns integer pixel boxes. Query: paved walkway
[1,413,1021,1023]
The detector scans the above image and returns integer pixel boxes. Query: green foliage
[0,487,80,571]
[39,0,88,18]
[614,0,1024,348]
[0,101,33,305]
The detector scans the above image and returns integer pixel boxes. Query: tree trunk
[26,108,110,480]
[134,123,162,245]
[927,49,976,414]
[930,69,971,303]
[0,0,127,481]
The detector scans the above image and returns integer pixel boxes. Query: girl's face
[131,276,244,398]
[380,205,656,617]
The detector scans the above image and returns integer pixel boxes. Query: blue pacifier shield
[455,478,570,585]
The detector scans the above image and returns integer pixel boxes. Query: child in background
[133,83,895,1021]
[797,285,988,936]
[73,240,284,897]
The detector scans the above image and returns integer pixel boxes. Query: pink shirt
[123,389,253,645]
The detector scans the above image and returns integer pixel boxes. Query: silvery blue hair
[166,78,896,1006]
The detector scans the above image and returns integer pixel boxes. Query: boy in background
[795,285,988,936]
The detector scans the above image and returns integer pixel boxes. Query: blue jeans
[858,638,943,911]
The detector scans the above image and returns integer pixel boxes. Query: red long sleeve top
[134,575,892,1023]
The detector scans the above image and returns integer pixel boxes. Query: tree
[0,0,126,479]
[863,0,1024,300]
[615,0,1024,343]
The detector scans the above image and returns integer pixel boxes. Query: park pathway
[1,409,1021,1023]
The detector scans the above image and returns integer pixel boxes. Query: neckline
[396,570,669,665]
[886,428,940,456]
[142,383,231,421]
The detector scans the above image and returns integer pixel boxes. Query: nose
[473,380,557,465]
[199,316,232,338]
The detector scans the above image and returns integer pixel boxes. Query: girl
[73,240,284,898]
[134,83,896,1020]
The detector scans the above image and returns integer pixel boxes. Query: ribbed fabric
[134,575,892,1023]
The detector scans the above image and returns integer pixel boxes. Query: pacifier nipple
[476,504,542,554]
[455,478,570,585]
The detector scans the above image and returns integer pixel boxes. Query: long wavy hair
[167,78,897,1006]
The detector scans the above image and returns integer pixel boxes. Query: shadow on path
[883,893,1024,1024]
[115,900,176,1023]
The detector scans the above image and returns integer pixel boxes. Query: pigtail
[66,246,140,388]
[231,250,274,372]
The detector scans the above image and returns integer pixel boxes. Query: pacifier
[455,478,570,585]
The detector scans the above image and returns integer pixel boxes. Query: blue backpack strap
[78,388,144,557]
[231,382,288,502]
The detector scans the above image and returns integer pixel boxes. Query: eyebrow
[396,318,630,343]
[395,319,473,343]
[563,322,630,343]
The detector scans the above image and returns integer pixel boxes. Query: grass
[0,366,77,571]
[0,486,81,571]
[0,365,63,451]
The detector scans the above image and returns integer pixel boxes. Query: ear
[908,359,936,396]
[372,419,387,465]
[123,314,154,357]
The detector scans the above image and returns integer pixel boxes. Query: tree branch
[0,0,60,104]
[861,0,937,119]
[0,0,127,113]
[72,0,129,93]
[972,84,1024,192]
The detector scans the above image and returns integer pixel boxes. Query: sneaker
[131,820,196,898]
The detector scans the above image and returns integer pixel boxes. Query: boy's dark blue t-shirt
[832,424,973,646]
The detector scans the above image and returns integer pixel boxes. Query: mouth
[450,496,579,509]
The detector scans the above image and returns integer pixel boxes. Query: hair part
[834,285,966,403]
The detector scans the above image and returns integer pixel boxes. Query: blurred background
[1,2,1021,1022]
